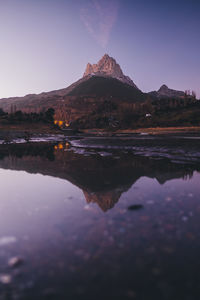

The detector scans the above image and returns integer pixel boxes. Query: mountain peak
[83,54,138,89]
[157,84,185,98]
[159,84,169,91]
[97,54,117,67]
[102,53,110,59]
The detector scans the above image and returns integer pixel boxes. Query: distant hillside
[149,84,185,99]
[0,76,89,113]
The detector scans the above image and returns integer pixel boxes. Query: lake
[0,134,200,300]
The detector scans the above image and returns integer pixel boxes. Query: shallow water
[0,137,200,300]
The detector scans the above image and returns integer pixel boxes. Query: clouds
[80,0,119,48]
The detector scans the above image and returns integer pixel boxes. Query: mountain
[83,54,138,89]
[0,54,146,123]
[0,54,190,129]
[68,76,145,101]
[149,84,185,99]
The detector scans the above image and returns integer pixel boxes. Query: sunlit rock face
[83,189,124,212]
[83,54,138,88]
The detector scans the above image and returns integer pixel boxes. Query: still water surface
[0,137,200,300]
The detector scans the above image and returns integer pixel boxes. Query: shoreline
[0,125,199,143]
[81,126,200,136]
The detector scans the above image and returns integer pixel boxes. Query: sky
[0,0,200,98]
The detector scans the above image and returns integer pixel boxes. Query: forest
[70,96,200,129]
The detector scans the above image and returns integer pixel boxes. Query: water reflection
[0,142,199,211]
[1,141,200,300]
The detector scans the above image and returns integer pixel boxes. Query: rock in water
[128,204,143,211]
[8,256,23,268]
[0,274,12,284]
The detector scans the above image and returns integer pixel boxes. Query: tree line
[0,108,55,124]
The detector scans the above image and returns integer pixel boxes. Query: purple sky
[0,0,199,98]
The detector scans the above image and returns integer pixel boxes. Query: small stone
[0,274,12,284]
[128,204,143,211]
[8,256,23,268]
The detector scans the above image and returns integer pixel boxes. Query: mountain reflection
[0,142,199,211]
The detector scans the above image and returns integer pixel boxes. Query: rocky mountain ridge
[83,54,138,89]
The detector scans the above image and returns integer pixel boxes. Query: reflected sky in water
[0,140,200,300]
